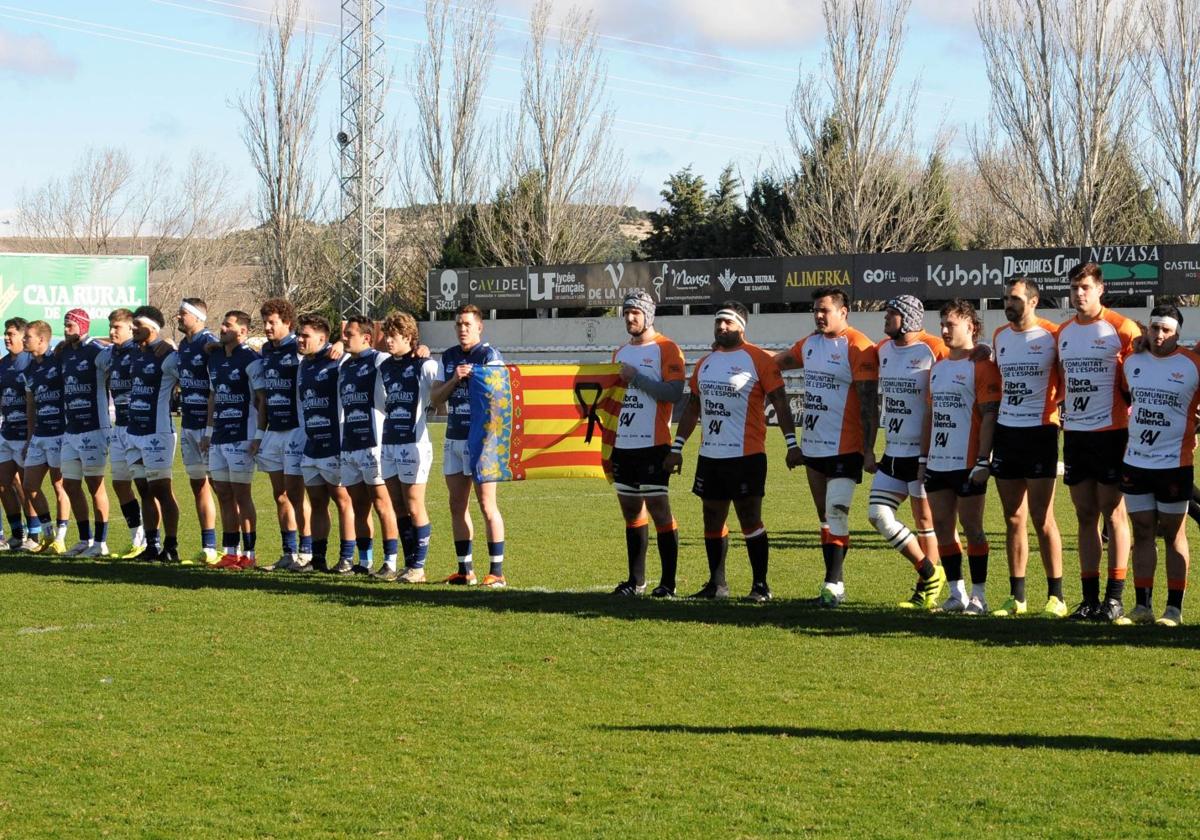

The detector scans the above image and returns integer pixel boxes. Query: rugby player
[989,279,1066,617]
[57,309,112,557]
[0,318,33,550]
[922,300,1001,615]
[296,314,357,574]
[126,306,182,563]
[430,304,507,587]
[869,295,948,610]
[339,315,399,577]
[106,309,147,558]
[775,286,879,607]
[201,310,261,570]
[21,320,71,554]
[1057,262,1141,621]
[175,298,219,563]
[610,290,685,597]
[1116,305,1200,627]
[664,301,801,602]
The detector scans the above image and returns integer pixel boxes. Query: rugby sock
[339,539,356,563]
[201,528,217,550]
[77,519,92,544]
[281,529,298,555]
[455,539,473,575]
[222,531,239,555]
[1009,575,1026,602]
[821,533,848,584]
[1047,576,1063,600]
[914,557,937,581]
[299,533,313,556]
[1167,580,1185,611]
[398,515,415,565]
[242,530,256,559]
[1104,567,1126,603]
[383,538,399,570]
[1081,573,1101,604]
[704,527,728,587]
[487,541,504,577]
[1135,578,1153,608]
[413,523,431,569]
[312,538,328,569]
[656,521,678,590]
[356,536,373,568]
[162,535,178,553]
[625,518,649,586]
[146,528,161,550]
[744,525,768,585]
[120,499,141,529]
[7,511,23,539]
[940,543,963,583]
[967,541,989,588]
[27,516,41,539]
[56,520,68,542]
[95,520,107,543]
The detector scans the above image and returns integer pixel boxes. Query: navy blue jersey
[208,343,262,445]
[297,349,342,458]
[58,337,112,434]
[381,356,439,445]
[0,351,31,442]
[177,330,218,430]
[128,341,181,437]
[339,350,387,452]
[257,334,302,432]
[108,340,138,428]
[25,354,66,437]
[438,342,503,440]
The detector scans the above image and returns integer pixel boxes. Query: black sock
[657,527,678,590]
[915,558,936,580]
[120,499,142,529]
[162,535,177,552]
[1135,586,1153,609]
[1167,588,1185,610]
[968,551,988,586]
[704,533,728,587]
[1047,576,1063,600]
[1081,575,1101,603]
[745,531,768,585]
[942,551,963,583]
[822,542,845,584]
[625,523,648,586]
[1104,577,1126,603]
[313,538,328,568]
[1010,575,1026,601]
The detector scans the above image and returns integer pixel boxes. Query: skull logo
[440,269,459,303]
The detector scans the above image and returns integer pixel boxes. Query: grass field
[2,425,1199,838]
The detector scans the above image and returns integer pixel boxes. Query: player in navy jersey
[127,306,182,563]
[379,311,440,583]
[296,314,356,573]
[56,309,113,557]
[339,316,399,577]
[430,304,507,587]
[105,309,146,558]
[0,317,34,550]
[200,311,262,571]
[175,298,219,562]
[20,320,70,555]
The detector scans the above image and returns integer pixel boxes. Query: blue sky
[0,0,990,229]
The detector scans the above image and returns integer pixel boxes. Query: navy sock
[356,536,373,566]
[7,511,23,539]
[95,520,108,542]
[281,529,298,554]
[242,531,256,553]
[312,538,328,567]
[455,539,473,574]
[383,537,399,563]
[487,540,504,576]
[201,528,217,550]
[339,539,355,562]
[77,519,91,542]
[120,499,142,529]
[413,523,431,569]
[398,515,415,563]
[222,531,239,552]
[300,533,313,554]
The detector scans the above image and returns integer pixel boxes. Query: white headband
[180,301,206,322]
[135,315,161,331]
[714,308,747,330]
[1151,316,1180,332]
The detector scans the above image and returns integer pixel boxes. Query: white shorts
[302,454,342,487]
[256,427,305,476]
[442,437,472,477]
[209,440,255,484]
[25,435,63,470]
[108,427,132,482]
[383,441,433,484]
[60,430,109,480]
[870,466,926,500]
[127,431,177,481]
[341,447,384,486]
[1124,493,1190,516]
[180,427,209,480]
[0,436,25,468]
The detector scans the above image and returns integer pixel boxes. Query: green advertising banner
[0,253,148,337]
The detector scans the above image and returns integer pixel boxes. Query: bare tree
[238,0,333,307]
[474,0,632,266]
[971,0,1142,246]
[1140,0,1200,242]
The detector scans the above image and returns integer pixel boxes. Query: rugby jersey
[926,357,1002,472]
[688,342,784,459]
[613,333,685,449]
[993,318,1061,427]
[380,355,440,446]
[437,342,503,441]
[876,332,947,458]
[1121,348,1200,469]
[1057,308,1140,432]
[788,328,878,458]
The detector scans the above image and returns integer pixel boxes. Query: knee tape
[867,501,913,549]
[825,477,856,537]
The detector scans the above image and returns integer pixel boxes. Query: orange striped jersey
[1121,348,1200,469]
[788,328,879,458]
[992,318,1061,427]
[927,357,1002,471]
[612,333,685,448]
[1057,308,1140,432]
[688,342,784,459]
[876,332,948,458]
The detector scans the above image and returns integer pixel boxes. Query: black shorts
[611,445,671,494]
[803,452,864,484]
[692,453,767,501]
[991,423,1059,480]
[878,454,920,483]
[924,468,988,498]
[1063,429,1128,486]
[1119,463,1193,505]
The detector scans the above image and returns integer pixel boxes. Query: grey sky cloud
[0,27,76,80]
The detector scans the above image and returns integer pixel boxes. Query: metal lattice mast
[338,0,387,318]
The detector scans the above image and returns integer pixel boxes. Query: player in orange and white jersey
[1057,262,1141,621]
[664,301,801,602]
[867,295,948,611]
[1117,305,1200,627]
[989,278,1066,617]
[775,286,878,607]
[922,300,1001,616]
[609,290,686,598]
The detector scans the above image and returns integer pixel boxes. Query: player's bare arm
[971,400,1000,485]
[856,379,879,473]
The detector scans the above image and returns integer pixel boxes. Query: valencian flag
[467,364,625,482]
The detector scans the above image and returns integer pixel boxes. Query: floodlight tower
[337,0,387,318]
